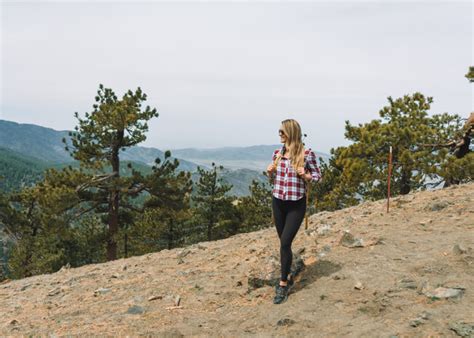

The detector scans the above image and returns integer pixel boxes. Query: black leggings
[272,195,307,282]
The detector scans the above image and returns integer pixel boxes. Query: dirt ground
[1,182,473,337]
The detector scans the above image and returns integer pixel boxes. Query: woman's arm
[267,149,280,177]
[305,150,322,182]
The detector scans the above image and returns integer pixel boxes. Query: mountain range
[0,119,330,196]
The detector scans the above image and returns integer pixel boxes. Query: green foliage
[0,147,48,192]
[62,84,160,261]
[192,163,235,241]
[465,66,474,82]
[2,186,68,278]
[439,153,474,185]
[124,151,193,255]
[237,178,273,232]
[309,150,357,211]
[65,84,159,170]
[312,93,466,210]
[2,184,108,279]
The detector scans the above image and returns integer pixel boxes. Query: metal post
[387,146,393,213]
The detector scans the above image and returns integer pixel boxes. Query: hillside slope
[0,119,199,172]
[0,147,49,191]
[1,183,473,336]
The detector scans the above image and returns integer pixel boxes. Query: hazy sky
[1,1,472,154]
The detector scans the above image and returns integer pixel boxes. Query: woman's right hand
[267,163,276,175]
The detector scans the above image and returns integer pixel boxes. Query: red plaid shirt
[271,147,321,201]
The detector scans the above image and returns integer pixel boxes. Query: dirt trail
[1,183,473,337]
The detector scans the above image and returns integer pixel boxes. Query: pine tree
[313,93,464,210]
[237,179,272,232]
[124,151,193,254]
[192,163,233,241]
[63,84,158,260]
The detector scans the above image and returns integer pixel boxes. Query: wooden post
[387,146,393,213]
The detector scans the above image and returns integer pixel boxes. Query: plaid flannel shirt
[271,147,322,201]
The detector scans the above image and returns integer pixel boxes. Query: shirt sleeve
[306,150,322,182]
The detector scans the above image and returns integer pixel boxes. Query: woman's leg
[272,196,287,240]
[279,196,306,282]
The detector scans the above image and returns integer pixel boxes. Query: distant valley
[0,119,330,196]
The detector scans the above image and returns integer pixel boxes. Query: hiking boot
[273,284,290,304]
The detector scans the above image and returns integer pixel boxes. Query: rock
[174,295,181,306]
[111,274,120,279]
[339,231,364,248]
[398,278,418,290]
[449,322,474,337]
[428,201,449,211]
[317,245,331,258]
[424,287,464,299]
[317,224,332,236]
[276,318,296,326]
[126,305,145,315]
[419,311,431,320]
[409,318,424,327]
[47,287,61,297]
[453,244,468,255]
[419,219,432,226]
[409,312,431,327]
[354,282,364,290]
[20,284,31,291]
[94,288,111,296]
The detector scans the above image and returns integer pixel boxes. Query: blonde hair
[274,119,305,171]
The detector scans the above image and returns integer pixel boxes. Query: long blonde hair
[274,119,305,171]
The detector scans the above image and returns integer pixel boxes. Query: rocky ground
[1,183,473,337]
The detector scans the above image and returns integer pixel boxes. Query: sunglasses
[279,129,286,136]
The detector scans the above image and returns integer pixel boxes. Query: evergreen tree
[0,168,104,278]
[313,93,464,210]
[237,178,272,232]
[63,84,158,260]
[192,163,233,241]
[124,151,193,254]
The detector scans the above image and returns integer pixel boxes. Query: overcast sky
[1,1,472,154]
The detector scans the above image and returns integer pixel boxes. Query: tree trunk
[400,169,411,195]
[168,218,173,250]
[107,133,122,261]
[124,232,128,258]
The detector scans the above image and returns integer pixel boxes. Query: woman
[266,119,321,304]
